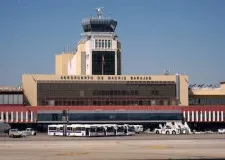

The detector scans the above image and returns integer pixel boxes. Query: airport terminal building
[0,9,225,130]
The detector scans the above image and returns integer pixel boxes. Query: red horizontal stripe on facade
[0,105,225,112]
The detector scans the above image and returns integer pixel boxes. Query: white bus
[48,124,57,136]
[95,124,106,136]
[55,124,64,136]
[66,124,73,136]
[101,124,116,136]
[70,124,86,137]
[124,124,135,136]
[116,125,125,136]
[84,124,97,137]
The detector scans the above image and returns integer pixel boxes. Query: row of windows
[95,39,112,49]
[37,113,183,121]
[40,99,175,106]
[189,98,225,105]
[0,94,23,104]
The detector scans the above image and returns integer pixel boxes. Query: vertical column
[212,111,215,122]
[11,111,13,122]
[200,111,203,122]
[31,111,33,122]
[115,51,117,75]
[21,111,23,122]
[204,111,207,122]
[195,111,198,122]
[6,111,8,122]
[208,111,211,122]
[183,111,186,119]
[221,111,224,122]
[16,111,18,122]
[217,111,220,122]
[192,111,194,122]
[26,111,28,122]
[0,112,3,121]
[187,111,190,122]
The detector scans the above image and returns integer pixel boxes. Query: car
[22,128,37,136]
[8,128,25,138]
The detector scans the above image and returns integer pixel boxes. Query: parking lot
[1,133,225,160]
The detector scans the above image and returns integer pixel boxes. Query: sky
[0,0,225,86]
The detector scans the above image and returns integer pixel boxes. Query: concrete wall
[179,75,189,106]
[22,74,38,106]
[55,53,73,75]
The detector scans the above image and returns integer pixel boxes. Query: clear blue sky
[1,0,225,86]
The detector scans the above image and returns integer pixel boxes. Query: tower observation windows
[95,39,112,49]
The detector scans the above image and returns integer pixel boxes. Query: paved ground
[1,134,225,159]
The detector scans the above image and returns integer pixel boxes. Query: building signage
[60,75,152,81]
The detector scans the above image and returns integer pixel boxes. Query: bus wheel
[156,130,160,134]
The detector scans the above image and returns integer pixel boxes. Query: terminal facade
[0,9,225,130]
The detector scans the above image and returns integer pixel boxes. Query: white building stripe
[16,112,18,122]
[31,111,33,122]
[11,111,13,122]
[209,111,211,122]
[212,111,215,122]
[204,111,207,122]
[183,111,186,119]
[187,111,190,122]
[195,111,198,122]
[26,111,28,122]
[217,111,220,122]
[6,112,8,122]
[0,112,3,121]
[21,112,23,122]
[200,111,203,122]
[192,111,194,122]
[222,111,224,122]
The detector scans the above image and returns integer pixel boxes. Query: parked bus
[116,125,125,136]
[55,124,64,136]
[124,124,135,136]
[70,124,86,137]
[48,124,57,136]
[84,124,97,137]
[101,124,116,136]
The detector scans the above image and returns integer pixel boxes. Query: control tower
[67,8,121,75]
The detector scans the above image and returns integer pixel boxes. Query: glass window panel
[95,39,98,48]
[0,95,3,104]
[99,39,101,48]
[8,95,13,104]
[13,94,18,104]
[105,40,107,48]
[102,39,104,48]
[18,95,23,104]
[3,95,8,104]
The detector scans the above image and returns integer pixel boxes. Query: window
[95,39,98,48]
[108,40,111,49]
[102,39,104,48]
[105,40,107,48]
[99,39,101,48]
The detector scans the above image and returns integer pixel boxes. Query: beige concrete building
[55,52,73,75]
[189,82,225,105]
[22,74,188,106]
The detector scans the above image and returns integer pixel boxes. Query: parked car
[22,128,37,136]
[9,128,25,138]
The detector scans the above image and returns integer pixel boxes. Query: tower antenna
[95,7,104,19]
